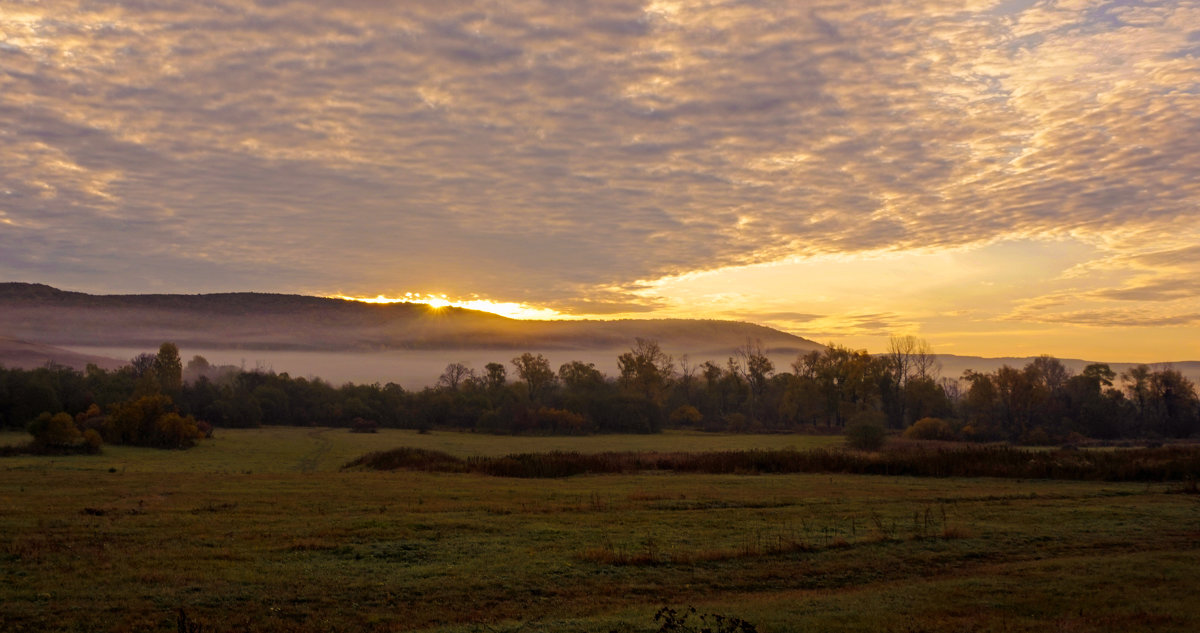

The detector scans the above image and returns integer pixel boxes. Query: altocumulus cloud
[1,0,1198,317]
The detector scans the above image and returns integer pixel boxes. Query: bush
[1020,427,1054,446]
[343,447,466,472]
[195,419,214,438]
[904,417,956,441]
[655,606,757,633]
[350,418,379,433]
[532,407,587,434]
[668,405,703,427]
[845,412,887,451]
[29,412,81,449]
[343,444,1200,481]
[106,395,205,449]
[153,412,204,449]
[723,412,749,432]
[26,411,100,454]
[81,429,104,454]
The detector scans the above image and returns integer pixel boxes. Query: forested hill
[0,283,822,354]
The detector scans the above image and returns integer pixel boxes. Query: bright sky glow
[329,294,572,321]
[3,0,1200,362]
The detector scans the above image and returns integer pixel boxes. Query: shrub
[74,404,103,429]
[723,412,749,432]
[25,412,101,455]
[350,418,379,433]
[195,419,214,438]
[1021,427,1053,446]
[345,444,1200,482]
[655,606,757,633]
[904,417,956,441]
[81,429,103,454]
[343,447,466,472]
[668,405,703,427]
[105,394,172,445]
[29,412,81,449]
[153,412,204,449]
[532,407,587,434]
[845,412,887,451]
[103,395,205,449]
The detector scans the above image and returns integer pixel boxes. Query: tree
[885,335,940,427]
[675,354,698,404]
[617,338,675,404]
[888,335,938,386]
[1082,363,1116,388]
[129,353,157,379]
[960,370,998,439]
[792,345,886,427]
[1027,355,1070,393]
[558,361,605,390]
[904,375,952,423]
[483,363,507,391]
[185,355,212,382]
[437,362,474,392]
[154,342,184,395]
[1125,366,1200,438]
[511,353,556,403]
[1064,364,1122,438]
[733,339,774,423]
[106,394,173,445]
[994,365,1039,439]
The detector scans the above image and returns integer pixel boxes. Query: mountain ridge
[0,283,822,355]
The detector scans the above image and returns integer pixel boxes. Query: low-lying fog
[67,346,804,389]
[66,346,1200,390]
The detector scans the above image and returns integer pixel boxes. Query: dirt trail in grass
[294,428,333,473]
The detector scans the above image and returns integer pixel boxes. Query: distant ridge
[0,335,125,371]
[935,353,1200,387]
[0,283,823,355]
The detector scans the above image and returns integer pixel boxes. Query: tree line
[1,337,1197,448]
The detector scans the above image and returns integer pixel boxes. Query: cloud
[1094,278,1200,302]
[1026,310,1200,328]
[1133,246,1200,269]
[798,312,919,339]
[745,312,826,323]
[2,0,1199,314]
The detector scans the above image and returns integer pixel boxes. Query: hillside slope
[0,283,822,355]
[0,336,125,371]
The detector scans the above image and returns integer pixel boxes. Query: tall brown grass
[344,444,1200,482]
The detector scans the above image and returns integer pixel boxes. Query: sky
[2,0,1199,362]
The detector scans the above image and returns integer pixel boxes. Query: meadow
[2,428,1199,632]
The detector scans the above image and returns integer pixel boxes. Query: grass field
[2,428,1199,632]
[0,429,843,474]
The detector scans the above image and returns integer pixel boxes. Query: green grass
[2,427,1199,632]
[0,428,842,473]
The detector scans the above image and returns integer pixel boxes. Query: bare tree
[437,362,474,392]
[887,335,939,386]
[677,354,698,405]
[734,339,774,395]
[939,377,962,405]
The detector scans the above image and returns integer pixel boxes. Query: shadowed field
[2,428,1199,632]
[0,429,842,474]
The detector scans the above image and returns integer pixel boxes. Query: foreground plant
[654,606,758,633]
